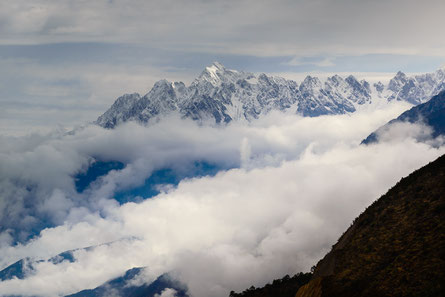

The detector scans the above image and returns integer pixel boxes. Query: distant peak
[395,71,407,78]
[153,79,172,87]
[346,74,358,81]
[205,62,226,74]
[330,74,343,80]
[115,93,140,104]
[303,75,321,83]
[435,66,445,73]
[195,62,233,86]
[151,79,175,92]
[211,61,225,69]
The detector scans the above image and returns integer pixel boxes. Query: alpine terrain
[96,63,445,128]
[362,90,445,144]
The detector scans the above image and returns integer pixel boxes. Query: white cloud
[0,102,443,297]
[155,288,178,297]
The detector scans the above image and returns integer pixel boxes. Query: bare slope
[296,154,445,297]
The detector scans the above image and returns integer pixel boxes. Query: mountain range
[96,63,445,128]
[66,268,188,297]
[0,243,188,297]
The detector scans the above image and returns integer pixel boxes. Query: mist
[0,102,444,297]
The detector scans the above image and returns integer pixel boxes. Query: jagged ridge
[96,63,445,128]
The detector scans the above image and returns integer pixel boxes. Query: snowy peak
[435,67,445,77]
[326,74,345,87]
[195,62,241,87]
[96,93,141,128]
[388,71,408,92]
[206,61,226,73]
[344,75,371,104]
[374,81,385,93]
[387,69,445,104]
[301,75,322,89]
[152,79,173,89]
[395,70,407,79]
[96,64,445,128]
[133,79,179,122]
[146,79,176,100]
[116,93,141,105]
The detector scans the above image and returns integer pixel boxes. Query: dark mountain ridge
[231,154,445,297]
[362,90,445,144]
[295,153,445,297]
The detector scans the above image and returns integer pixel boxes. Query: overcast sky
[0,0,444,135]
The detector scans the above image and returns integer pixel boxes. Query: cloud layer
[1,0,445,58]
[1,102,444,296]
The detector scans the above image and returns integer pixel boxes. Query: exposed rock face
[96,63,445,128]
[296,154,445,297]
[228,273,313,297]
[387,69,445,104]
[96,93,140,129]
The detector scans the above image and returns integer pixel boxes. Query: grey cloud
[0,55,192,135]
[0,103,414,244]
[0,0,444,57]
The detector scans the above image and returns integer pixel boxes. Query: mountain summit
[96,63,445,128]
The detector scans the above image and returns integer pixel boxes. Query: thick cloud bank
[0,102,444,297]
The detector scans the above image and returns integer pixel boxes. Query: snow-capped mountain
[96,62,445,128]
[0,250,188,297]
[387,69,445,104]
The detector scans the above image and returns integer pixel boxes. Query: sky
[1,1,445,297]
[1,0,445,135]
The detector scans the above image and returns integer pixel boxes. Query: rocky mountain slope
[0,251,76,282]
[229,273,312,297]
[96,63,445,128]
[294,154,445,297]
[362,90,445,144]
[66,268,188,297]
[230,154,445,297]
